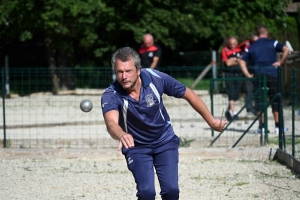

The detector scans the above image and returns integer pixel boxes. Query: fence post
[5,55,10,97]
[212,50,217,91]
[291,67,295,157]
[263,75,268,145]
[1,68,7,148]
[278,67,284,150]
[210,78,214,137]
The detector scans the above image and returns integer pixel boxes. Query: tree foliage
[0,0,294,67]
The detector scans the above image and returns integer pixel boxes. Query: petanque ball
[80,99,93,112]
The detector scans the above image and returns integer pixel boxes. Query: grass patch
[176,78,210,90]
[192,174,201,179]
[234,182,249,186]
[268,138,300,145]
[238,159,261,164]
[179,137,195,147]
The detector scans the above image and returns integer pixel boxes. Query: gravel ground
[0,147,299,200]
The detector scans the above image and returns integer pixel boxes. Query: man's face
[143,37,153,48]
[228,38,238,50]
[115,58,140,91]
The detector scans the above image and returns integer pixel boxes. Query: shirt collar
[140,69,151,87]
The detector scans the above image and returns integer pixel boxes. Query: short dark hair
[256,25,268,36]
[111,47,141,71]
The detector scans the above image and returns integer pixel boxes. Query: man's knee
[161,185,179,200]
[137,187,156,200]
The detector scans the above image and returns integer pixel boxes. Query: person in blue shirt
[239,25,289,134]
[101,47,227,200]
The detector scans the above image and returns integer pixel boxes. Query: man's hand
[272,61,281,68]
[118,133,134,151]
[210,118,228,132]
[245,73,254,78]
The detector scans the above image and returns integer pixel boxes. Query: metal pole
[210,79,214,137]
[291,67,295,157]
[212,50,218,90]
[5,55,10,97]
[263,75,268,145]
[2,69,7,148]
[278,67,284,150]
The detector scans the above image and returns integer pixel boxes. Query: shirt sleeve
[241,49,250,63]
[149,70,186,98]
[274,40,284,52]
[237,40,250,51]
[101,88,119,115]
[160,71,186,98]
[221,47,228,62]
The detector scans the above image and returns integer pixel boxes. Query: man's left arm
[239,59,253,78]
[150,46,162,69]
[150,56,159,69]
[182,87,227,132]
[273,45,289,67]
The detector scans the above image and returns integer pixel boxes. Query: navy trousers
[122,135,180,200]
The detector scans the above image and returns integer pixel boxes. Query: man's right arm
[104,110,134,150]
[103,110,124,140]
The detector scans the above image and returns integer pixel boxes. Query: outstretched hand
[211,118,228,132]
[118,133,134,151]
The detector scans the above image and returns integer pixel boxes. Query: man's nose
[122,72,128,79]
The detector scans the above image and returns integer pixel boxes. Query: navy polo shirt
[241,38,284,77]
[101,69,186,146]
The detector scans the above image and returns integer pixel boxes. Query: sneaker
[232,115,239,120]
[254,128,265,135]
[246,112,256,119]
[275,127,279,134]
[225,110,232,121]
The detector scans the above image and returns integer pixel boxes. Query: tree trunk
[57,49,75,91]
[45,38,60,95]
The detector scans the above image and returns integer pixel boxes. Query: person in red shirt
[138,34,162,69]
[221,37,243,121]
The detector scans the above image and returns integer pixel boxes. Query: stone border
[273,148,300,175]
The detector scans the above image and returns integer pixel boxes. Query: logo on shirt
[102,102,108,107]
[128,157,133,165]
[148,52,153,57]
[145,94,154,107]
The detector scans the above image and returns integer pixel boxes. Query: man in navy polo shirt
[239,25,289,134]
[101,47,227,200]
